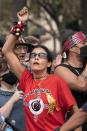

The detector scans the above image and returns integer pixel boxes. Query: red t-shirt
[20,69,76,131]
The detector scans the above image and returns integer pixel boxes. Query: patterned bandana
[62,32,87,53]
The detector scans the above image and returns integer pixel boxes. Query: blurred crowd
[0,6,87,131]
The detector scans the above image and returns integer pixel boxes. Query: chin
[32,68,42,72]
[32,68,40,71]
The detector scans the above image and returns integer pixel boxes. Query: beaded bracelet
[10,21,26,37]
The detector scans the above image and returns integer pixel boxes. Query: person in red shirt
[2,7,80,131]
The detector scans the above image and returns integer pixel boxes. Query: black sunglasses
[30,52,47,59]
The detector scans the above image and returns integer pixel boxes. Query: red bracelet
[10,21,26,36]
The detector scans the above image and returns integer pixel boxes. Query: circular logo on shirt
[29,98,44,115]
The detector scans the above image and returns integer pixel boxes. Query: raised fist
[17,6,30,23]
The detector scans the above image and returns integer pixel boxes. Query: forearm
[77,64,87,87]
[60,109,87,131]
[74,63,87,91]
[0,97,15,118]
[2,22,26,55]
[71,64,87,91]
[60,119,80,131]
[74,127,82,131]
[0,90,24,118]
[2,34,17,54]
[67,74,87,92]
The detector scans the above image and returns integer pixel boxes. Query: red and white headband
[62,31,87,53]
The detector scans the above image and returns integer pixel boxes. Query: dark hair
[2,71,18,85]
[0,36,5,48]
[60,29,75,59]
[0,58,8,72]
[29,44,53,73]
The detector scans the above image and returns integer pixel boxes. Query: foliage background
[0,0,87,54]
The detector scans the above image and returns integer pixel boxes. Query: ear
[47,61,52,67]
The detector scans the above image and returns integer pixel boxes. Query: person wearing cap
[13,35,40,70]
[54,30,87,130]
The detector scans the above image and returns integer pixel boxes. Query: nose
[20,47,26,54]
[35,54,39,59]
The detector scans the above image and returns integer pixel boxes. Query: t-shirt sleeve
[19,69,32,92]
[58,78,77,111]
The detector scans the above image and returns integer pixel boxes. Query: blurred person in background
[54,29,87,130]
[0,36,5,59]
[0,71,25,131]
[0,37,9,86]
[13,35,40,69]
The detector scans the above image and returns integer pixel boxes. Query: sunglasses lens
[39,53,47,58]
[30,53,36,58]
[30,52,47,59]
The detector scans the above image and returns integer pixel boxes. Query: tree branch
[36,0,61,29]
[28,18,59,39]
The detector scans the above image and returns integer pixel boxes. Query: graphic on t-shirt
[24,88,58,121]
[29,98,44,115]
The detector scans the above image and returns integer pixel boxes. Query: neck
[66,57,83,68]
[66,52,84,67]
[32,71,48,80]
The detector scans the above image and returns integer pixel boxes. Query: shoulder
[50,74,71,92]
[54,64,80,87]
[48,73,67,83]
[54,63,76,76]
[20,69,32,84]
[55,63,70,70]
[21,69,32,79]
[19,69,32,91]
[48,73,60,79]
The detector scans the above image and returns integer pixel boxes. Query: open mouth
[33,62,39,65]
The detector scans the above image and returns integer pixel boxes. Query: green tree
[80,0,87,33]
[28,0,81,52]
[0,0,27,35]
